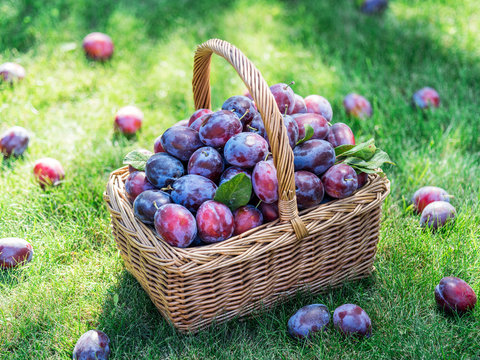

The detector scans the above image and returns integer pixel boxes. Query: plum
[0,238,33,269]
[420,201,456,229]
[360,0,388,14]
[128,149,152,173]
[133,190,171,224]
[435,276,477,314]
[222,95,257,126]
[199,110,243,148]
[233,205,263,235]
[293,139,335,176]
[33,158,65,188]
[295,171,324,209]
[0,62,26,83]
[170,175,217,213]
[188,146,224,182]
[412,87,440,109]
[154,204,197,247]
[327,123,355,148]
[153,135,165,153]
[357,172,369,189]
[196,200,234,243]
[173,119,190,127]
[224,132,269,168]
[252,160,278,204]
[188,109,213,126]
[73,330,110,360]
[248,114,298,149]
[219,166,252,186]
[292,113,330,140]
[189,113,210,132]
[270,83,295,115]
[321,164,358,199]
[333,304,372,338]
[0,126,30,157]
[291,94,307,114]
[114,106,143,135]
[343,93,373,119]
[125,171,156,202]
[247,112,266,137]
[304,95,333,122]
[412,186,450,214]
[82,32,114,61]
[145,153,184,188]
[160,126,203,162]
[287,304,330,339]
[259,202,279,222]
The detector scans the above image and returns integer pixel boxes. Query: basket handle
[192,39,308,239]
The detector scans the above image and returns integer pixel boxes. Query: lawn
[1,0,480,358]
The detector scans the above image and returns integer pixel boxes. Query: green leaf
[340,148,395,174]
[335,138,376,161]
[296,124,315,145]
[123,150,151,171]
[214,173,252,211]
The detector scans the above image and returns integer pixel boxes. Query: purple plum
[333,304,372,338]
[420,201,456,229]
[0,126,30,157]
[287,304,330,339]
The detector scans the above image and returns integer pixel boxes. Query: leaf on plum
[214,173,252,211]
[340,149,395,174]
[296,124,315,145]
[335,138,376,160]
[123,150,151,171]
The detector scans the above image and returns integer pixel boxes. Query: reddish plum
[252,160,278,204]
[295,171,324,209]
[188,146,224,182]
[133,190,171,224]
[145,153,184,188]
[82,32,114,61]
[222,95,257,126]
[327,123,355,148]
[189,113,210,132]
[0,62,26,83]
[287,304,330,339]
[259,202,279,222]
[128,149,152,173]
[154,204,196,248]
[291,94,307,114]
[199,110,243,147]
[0,238,33,269]
[73,330,110,360]
[304,95,333,121]
[219,167,252,185]
[114,106,143,135]
[413,87,440,109]
[321,164,358,199]
[233,205,263,235]
[160,126,203,162]
[360,0,388,14]
[0,126,30,157]
[153,135,165,153]
[196,200,234,243]
[420,201,456,229]
[343,93,372,119]
[412,186,450,214]
[125,171,156,202]
[33,158,65,188]
[188,109,213,126]
[333,304,372,338]
[270,83,295,115]
[224,133,269,168]
[293,113,330,140]
[293,139,335,176]
[171,175,217,213]
[357,172,369,189]
[435,276,477,314]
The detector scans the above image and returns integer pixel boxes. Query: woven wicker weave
[104,39,390,333]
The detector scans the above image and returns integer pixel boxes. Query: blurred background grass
[1,0,479,358]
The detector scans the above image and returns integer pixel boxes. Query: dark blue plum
[219,166,252,185]
[133,190,171,224]
[145,153,185,188]
[222,95,257,127]
[188,146,224,182]
[224,132,269,168]
[287,304,330,339]
[293,139,335,176]
[72,330,110,360]
[171,174,217,213]
[333,304,372,338]
[295,171,324,209]
[160,126,203,161]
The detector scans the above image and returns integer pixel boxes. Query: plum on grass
[160,126,203,162]
[412,87,440,109]
[188,147,224,181]
[0,62,26,83]
[196,200,234,243]
[435,277,477,314]
[114,106,143,135]
[412,186,451,214]
[295,171,324,209]
[293,113,329,140]
[259,202,278,222]
[199,110,243,147]
[219,166,252,185]
[82,32,114,61]
[224,132,269,168]
[33,158,65,188]
[188,109,213,126]
[145,153,184,188]
[233,205,263,235]
[222,95,257,126]
[293,139,335,176]
[253,160,278,204]
[125,171,156,202]
[0,238,33,269]
[128,149,152,173]
[0,126,30,157]
[154,204,197,247]
[171,175,217,213]
[270,83,295,115]
[133,190,171,224]
[420,201,456,229]
[73,330,110,360]
[333,304,372,338]
[287,304,330,339]
[360,0,388,14]
[321,164,358,199]
[343,93,372,119]
[304,95,333,122]
[291,94,307,114]
[327,123,355,148]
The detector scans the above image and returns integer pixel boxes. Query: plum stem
[238,109,250,122]
[160,185,173,191]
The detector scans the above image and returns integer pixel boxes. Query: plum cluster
[411,186,456,229]
[125,86,373,248]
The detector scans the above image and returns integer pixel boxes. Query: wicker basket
[104,39,390,333]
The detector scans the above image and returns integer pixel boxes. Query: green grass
[1,0,480,358]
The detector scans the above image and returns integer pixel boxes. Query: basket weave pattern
[104,39,390,333]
